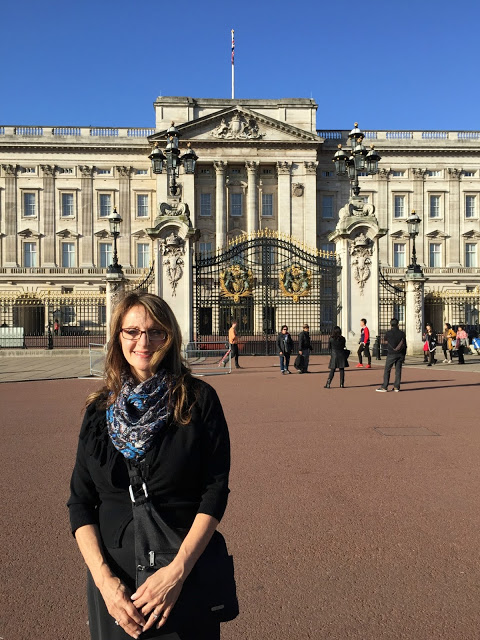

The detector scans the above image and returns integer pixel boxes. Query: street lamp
[149,122,198,197]
[406,210,422,273]
[107,207,123,273]
[332,123,381,196]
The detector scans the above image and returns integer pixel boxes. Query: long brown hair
[87,291,194,424]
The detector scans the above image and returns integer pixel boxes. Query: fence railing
[0,126,156,138]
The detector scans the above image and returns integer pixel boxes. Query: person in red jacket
[356,318,372,368]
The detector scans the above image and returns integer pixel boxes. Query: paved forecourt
[1,356,479,640]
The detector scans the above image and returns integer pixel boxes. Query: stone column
[2,164,18,266]
[106,272,125,344]
[41,165,56,266]
[277,161,292,236]
[245,161,258,234]
[214,161,226,249]
[377,169,390,265]
[117,166,132,267]
[182,171,196,227]
[412,169,426,266]
[79,166,95,267]
[447,168,461,266]
[404,271,426,355]
[303,161,317,244]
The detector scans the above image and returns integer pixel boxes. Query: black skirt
[328,350,349,370]
[86,521,220,640]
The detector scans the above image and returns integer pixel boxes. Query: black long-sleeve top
[67,378,231,549]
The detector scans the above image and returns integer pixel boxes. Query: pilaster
[245,161,258,235]
[214,161,226,249]
[117,166,132,267]
[404,272,426,355]
[2,164,18,266]
[412,168,426,266]
[277,161,292,236]
[447,167,461,266]
[303,161,317,244]
[41,165,56,266]
[79,165,95,267]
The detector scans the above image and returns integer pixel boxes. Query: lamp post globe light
[333,123,381,197]
[107,207,123,274]
[149,122,198,197]
[406,210,422,274]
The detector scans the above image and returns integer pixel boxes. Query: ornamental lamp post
[406,210,422,273]
[107,207,123,274]
[332,122,381,197]
[149,122,198,197]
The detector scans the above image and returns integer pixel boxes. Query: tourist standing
[298,323,312,373]
[424,323,437,366]
[277,325,294,374]
[376,318,407,392]
[356,318,371,368]
[456,324,468,364]
[228,319,241,369]
[442,323,456,363]
[324,326,348,388]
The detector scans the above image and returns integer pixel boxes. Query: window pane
[137,194,149,217]
[99,194,111,217]
[100,243,112,268]
[429,195,440,218]
[465,243,477,267]
[429,243,441,267]
[322,196,333,219]
[394,195,405,218]
[262,193,273,217]
[230,193,242,216]
[321,242,335,254]
[24,193,36,217]
[200,193,212,217]
[199,242,212,256]
[24,242,37,267]
[393,243,406,267]
[62,242,75,268]
[137,243,150,268]
[466,195,476,218]
[61,193,74,217]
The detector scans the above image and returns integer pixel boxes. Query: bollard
[372,335,381,360]
[46,323,54,350]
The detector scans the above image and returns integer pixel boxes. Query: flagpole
[231,29,235,100]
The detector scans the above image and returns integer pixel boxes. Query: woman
[324,326,349,388]
[442,322,456,363]
[456,323,469,364]
[276,324,293,374]
[68,292,232,640]
[424,323,437,366]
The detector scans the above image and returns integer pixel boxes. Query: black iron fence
[378,271,406,351]
[425,289,480,337]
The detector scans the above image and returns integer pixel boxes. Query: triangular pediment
[425,230,449,238]
[18,228,42,238]
[462,229,480,239]
[149,106,321,145]
[390,230,411,239]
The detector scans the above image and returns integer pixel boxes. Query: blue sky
[1,0,479,131]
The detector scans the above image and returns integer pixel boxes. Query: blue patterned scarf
[106,370,175,460]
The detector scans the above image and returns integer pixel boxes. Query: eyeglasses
[120,328,168,343]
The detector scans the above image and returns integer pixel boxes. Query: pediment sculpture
[211,113,264,140]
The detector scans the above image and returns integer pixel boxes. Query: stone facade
[1,98,480,300]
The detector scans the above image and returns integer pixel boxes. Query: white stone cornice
[131,230,148,238]
[390,230,411,239]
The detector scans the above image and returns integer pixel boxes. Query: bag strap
[125,459,150,505]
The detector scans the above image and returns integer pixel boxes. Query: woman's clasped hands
[99,574,145,638]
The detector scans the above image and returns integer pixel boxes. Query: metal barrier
[89,343,106,378]
[184,342,232,376]
[0,326,24,348]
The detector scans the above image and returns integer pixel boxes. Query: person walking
[228,319,241,369]
[298,323,312,373]
[442,322,456,363]
[456,324,468,364]
[376,318,407,392]
[277,325,294,374]
[424,323,437,366]
[356,318,371,368]
[324,326,348,388]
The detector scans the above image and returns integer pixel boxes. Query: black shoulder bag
[126,461,239,632]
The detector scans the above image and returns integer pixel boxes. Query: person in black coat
[297,323,313,373]
[376,318,407,392]
[276,325,294,374]
[67,292,232,640]
[324,326,349,388]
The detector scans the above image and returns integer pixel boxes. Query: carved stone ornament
[304,161,318,174]
[414,282,423,333]
[276,161,292,175]
[79,165,94,178]
[279,264,311,303]
[220,263,253,303]
[116,166,132,178]
[448,167,461,180]
[160,232,186,296]
[292,183,304,197]
[41,165,55,177]
[211,113,264,140]
[378,168,391,180]
[412,168,427,179]
[2,164,17,177]
[349,233,373,295]
[158,201,190,219]
[340,196,375,218]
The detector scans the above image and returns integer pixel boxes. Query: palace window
[23,192,36,217]
[99,243,113,268]
[199,242,212,256]
[392,170,405,177]
[393,243,406,268]
[230,193,243,216]
[99,193,112,218]
[464,171,476,177]
[137,243,150,268]
[429,243,442,267]
[62,242,75,268]
[200,168,211,175]
[465,195,476,218]
[61,193,75,217]
[427,170,442,177]
[321,170,334,178]
[429,195,441,218]
[97,168,111,175]
[200,193,212,217]
[262,193,273,217]
[465,243,477,267]
[322,195,334,219]
[394,195,405,218]
[136,194,149,217]
[262,168,273,175]
[24,242,37,267]
[135,169,148,175]
[321,242,335,254]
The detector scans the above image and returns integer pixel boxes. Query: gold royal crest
[279,264,311,303]
[220,263,253,302]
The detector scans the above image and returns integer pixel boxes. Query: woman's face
[119,305,167,382]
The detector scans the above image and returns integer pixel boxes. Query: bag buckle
[129,482,148,503]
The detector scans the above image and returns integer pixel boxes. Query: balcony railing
[0,126,156,138]
[317,130,480,143]
[0,266,149,276]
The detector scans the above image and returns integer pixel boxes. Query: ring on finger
[115,620,120,626]
[152,613,159,620]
